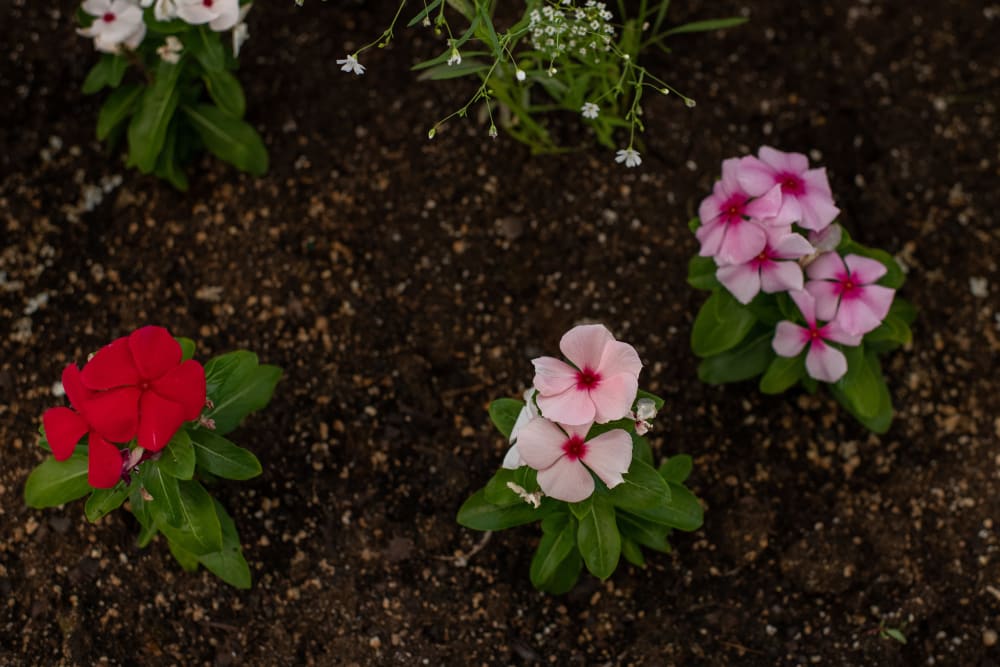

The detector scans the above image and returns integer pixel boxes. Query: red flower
[40,326,206,489]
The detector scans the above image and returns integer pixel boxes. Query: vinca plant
[312,0,745,162]
[25,326,281,588]
[687,147,915,433]
[77,0,267,189]
[458,324,703,593]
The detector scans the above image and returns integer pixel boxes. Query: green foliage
[80,16,266,188]
[691,290,757,357]
[25,451,92,508]
[488,398,524,440]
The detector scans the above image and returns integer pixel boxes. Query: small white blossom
[337,54,366,76]
[447,47,462,66]
[515,68,526,82]
[630,397,657,435]
[488,124,498,139]
[615,148,642,168]
[232,22,249,57]
[157,35,183,64]
[79,0,147,53]
[581,102,600,119]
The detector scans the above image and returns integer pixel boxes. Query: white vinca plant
[77,0,267,189]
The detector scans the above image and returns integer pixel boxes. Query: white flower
[141,0,177,22]
[174,0,240,31]
[156,34,184,63]
[232,21,249,57]
[447,47,462,66]
[488,124,498,139]
[337,53,365,76]
[515,68,526,81]
[502,389,539,470]
[79,0,147,53]
[615,148,642,168]
[581,102,600,119]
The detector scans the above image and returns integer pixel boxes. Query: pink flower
[516,418,632,503]
[716,226,814,304]
[737,146,840,232]
[532,324,642,425]
[805,253,895,336]
[697,158,783,265]
[772,290,863,383]
[175,0,241,31]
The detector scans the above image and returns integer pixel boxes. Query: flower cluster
[79,0,250,55]
[503,324,641,502]
[528,1,616,63]
[43,326,206,488]
[688,147,914,432]
[696,147,894,383]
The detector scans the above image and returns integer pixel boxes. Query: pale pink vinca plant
[772,289,862,383]
[805,253,895,337]
[738,146,840,232]
[716,225,815,305]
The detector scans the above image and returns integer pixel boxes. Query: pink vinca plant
[805,253,895,336]
[738,146,840,232]
[716,225,815,304]
[532,324,642,426]
[772,290,862,383]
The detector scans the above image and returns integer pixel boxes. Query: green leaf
[127,61,182,173]
[484,468,521,506]
[82,54,128,94]
[488,398,524,440]
[141,465,183,527]
[185,26,226,72]
[539,548,583,595]
[189,430,262,480]
[884,628,907,644]
[84,483,129,522]
[153,119,189,191]
[406,0,442,27]
[129,485,158,547]
[760,354,804,394]
[182,104,269,176]
[658,455,693,484]
[419,61,491,81]
[829,351,893,433]
[25,453,91,508]
[617,512,671,553]
[177,337,196,361]
[698,331,774,384]
[155,479,223,555]
[97,84,142,141]
[530,514,578,589]
[835,344,880,418]
[574,494,620,580]
[620,536,646,567]
[198,500,252,589]
[159,430,196,479]
[609,459,671,513]
[687,217,701,232]
[890,297,917,325]
[203,70,246,118]
[687,256,720,291]
[201,351,282,435]
[746,293,784,326]
[631,433,653,467]
[691,290,757,357]
[456,489,553,531]
[663,17,748,36]
[660,482,705,531]
[168,539,200,571]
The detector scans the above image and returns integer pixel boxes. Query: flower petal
[859,284,895,322]
[61,364,92,410]
[822,322,863,347]
[844,254,888,285]
[789,289,818,325]
[531,356,578,395]
[736,156,777,196]
[208,0,240,30]
[771,231,814,259]
[516,417,570,471]
[86,387,141,443]
[580,430,632,489]
[536,457,594,503]
[87,432,123,489]
[804,279,842,322]
[759,146,809,173]
[695,219,726,258]
[744,184,783,221]
[773,321,809,358]
[501,444,523,470]
[760,260,803,294]
[590,373,639,423]
[834,295,884,336]
[559,324,613,372]
[597,340,642,380]
[805,251,846,282]
[137,391,186,452]
[128,326,182,380]
[717,219,767,265]
[151,359,206,420]
[805,339,848,383]
[42,407,88,461]
[81,337,140,390]
[536,387,596,426]
[717,262,761,304]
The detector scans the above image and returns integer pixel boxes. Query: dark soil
[2,0,998,665]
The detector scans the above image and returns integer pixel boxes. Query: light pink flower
[805,253,895,336]
[79,0,147,53]
[175,0,240,31]
[716,226,814,304]
[772,290,862,383]
[697,158,783,265]
[532,324,642,426]
[501,389,539,470]
[516,418,632,503]
[737,146,840,231]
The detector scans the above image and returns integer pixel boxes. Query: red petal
[42,407,88,461]
[87,432,123,489]
[137,391,186,452]
[86,387,141,443]
[128,326,181,381]
[81,337,140,390]
[61,364,92,409]
[152,360,206,420]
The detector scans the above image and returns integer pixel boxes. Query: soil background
[2,0,999,665]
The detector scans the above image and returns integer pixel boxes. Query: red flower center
[203,0,214,6]
[138,380,152,391]
[779,174,804,195]
[576,367,601,390]
[562,435,588,461]
[809,327,822,341]
[102,12,116,22]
